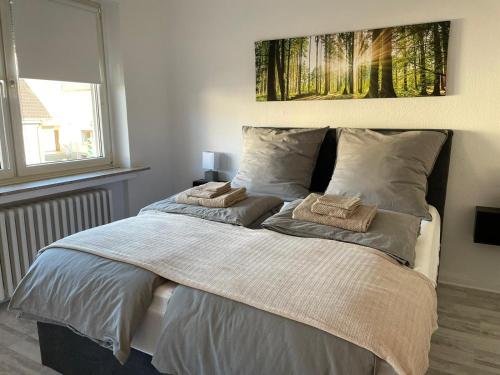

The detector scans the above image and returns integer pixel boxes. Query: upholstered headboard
[309,128,454,221]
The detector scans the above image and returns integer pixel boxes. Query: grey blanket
[262,199,422,267]
[153,285,397,375]
[10,249,393,375]
[10,247,398,374]
[8,249,162,364]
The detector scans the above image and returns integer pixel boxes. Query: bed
[13,128,453,375]
[132,202,442,354]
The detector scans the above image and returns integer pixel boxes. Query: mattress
[130,281,177,354]
[131,206,441,355]
[414,205,441,287]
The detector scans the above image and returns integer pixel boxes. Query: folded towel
[311,201,358,219]
[293,193,376,233]
[176,188,247,208]
[203,181,231,192]
[317,194,361,210]
[186,182,231,199]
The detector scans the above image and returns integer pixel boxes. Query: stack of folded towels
[175,182,247,208]
[292,193,377,233]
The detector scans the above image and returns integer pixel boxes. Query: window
[0,0,112,179]
[19,79,103,165]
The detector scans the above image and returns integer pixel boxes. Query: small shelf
[474,206,500,246]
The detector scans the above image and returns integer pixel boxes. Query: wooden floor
[0,302,57,374]
[428,284,500,375]
[0,283,499,374]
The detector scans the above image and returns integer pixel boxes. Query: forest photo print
[256,21,450,101]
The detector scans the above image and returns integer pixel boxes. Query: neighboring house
[19,79,58,165]
[19,79,96,165]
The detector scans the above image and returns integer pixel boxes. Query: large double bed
[9,127,453,375]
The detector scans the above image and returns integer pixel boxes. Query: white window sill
[0,167,149,205]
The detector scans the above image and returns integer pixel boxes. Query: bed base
[37,322,161,375]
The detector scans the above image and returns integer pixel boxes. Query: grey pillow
[232,126,328,201]
[140,195,283,228]
[262,199,421,267]
[326,128,447,220]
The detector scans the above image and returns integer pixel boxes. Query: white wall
[116,0,174,214]
[100,181,128,219]
[163,0,500,292]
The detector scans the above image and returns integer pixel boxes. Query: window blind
[11,0,102,84]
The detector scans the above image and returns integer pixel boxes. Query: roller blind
[11,0,102,84]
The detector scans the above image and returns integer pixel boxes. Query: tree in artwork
[255,21,451,101]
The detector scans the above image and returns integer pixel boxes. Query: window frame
[0,0,113,179]
[0,8,14,180]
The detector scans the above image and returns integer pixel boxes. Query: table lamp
[202,151,219,181]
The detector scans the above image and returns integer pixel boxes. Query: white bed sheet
[414,205,441,287]
[131,281,177,354]
[131,206,441,354]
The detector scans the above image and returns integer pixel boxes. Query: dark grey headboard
[309,128,454,221]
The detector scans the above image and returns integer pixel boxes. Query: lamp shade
[202,151,219,170]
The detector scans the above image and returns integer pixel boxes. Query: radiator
[0,189,113,302]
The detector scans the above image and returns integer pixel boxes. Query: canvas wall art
[255,21,450,101]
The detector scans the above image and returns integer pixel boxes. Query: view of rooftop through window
[18,78,102,166]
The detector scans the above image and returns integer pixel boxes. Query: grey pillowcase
[231,126,328,201]
[140,195,283,228]
[262,199,421,267]
[326,128,447,220]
